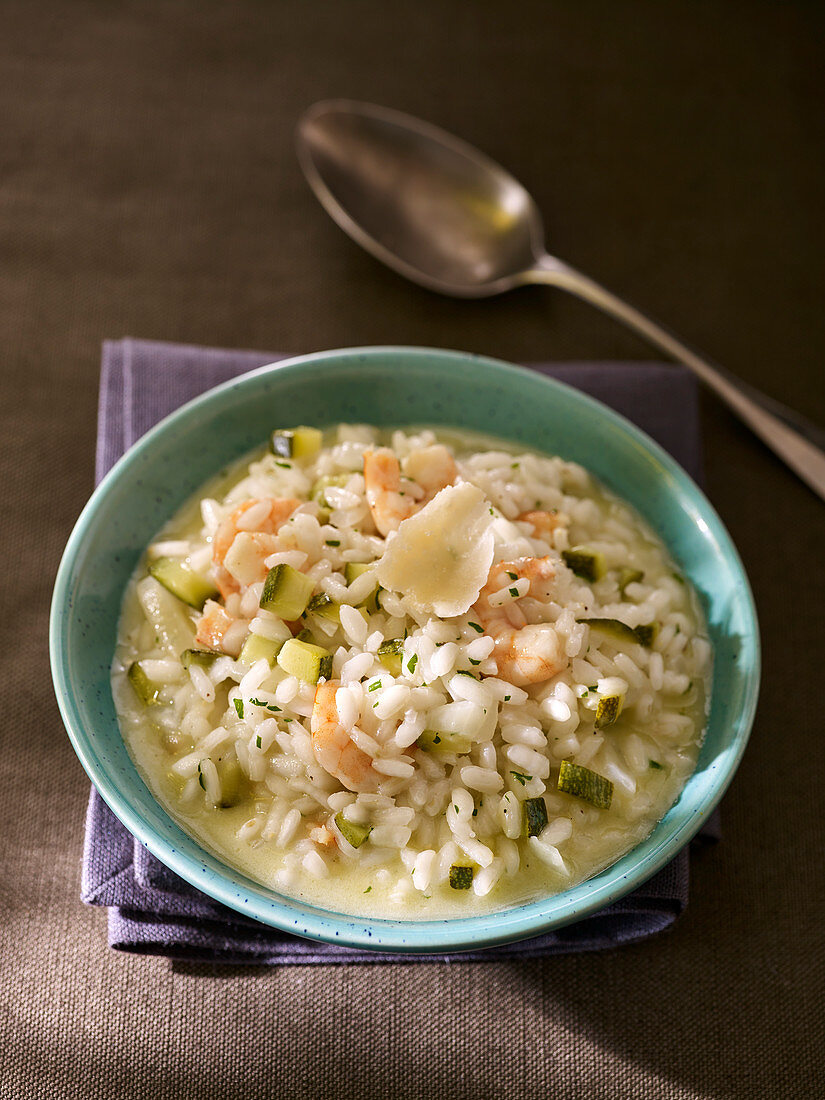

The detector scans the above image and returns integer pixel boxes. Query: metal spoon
[297,98,825,501]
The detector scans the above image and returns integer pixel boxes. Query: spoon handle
[528,255,825,502]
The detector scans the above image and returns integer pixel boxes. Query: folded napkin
[82,338,719,964]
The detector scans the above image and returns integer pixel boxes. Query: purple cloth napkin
[82,338,718,964]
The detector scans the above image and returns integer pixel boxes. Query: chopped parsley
[249,697,281,713]
[510,770,532,786]
[468,658,481,666]
[325,539,341,547]
[649,760,664,770]
[506,570,518,581]
[368,680,381,692]
[407,654,418,674]
[274,461,292,469]
[256,735,262,749]
[504,695,511,702]
[509,587,519,597]
[457,670,477,679]
[233,698,244,719]
[468,622,483,633]
[363,885,372,893]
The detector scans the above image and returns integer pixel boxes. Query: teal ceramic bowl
[51,347,759,952]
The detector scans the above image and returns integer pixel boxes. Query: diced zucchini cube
[557,760,613,810]
[310,474,350,510]
[449,864,474,890]
[521,796,549,837]
[577,616,657,649]
[344,562,371,585]
[276,638,333,684]
[618,566,644,595]
[334,812,372,849]
[238,633,284,667]
[127,662,160,705]
[180,648,218,670]
[562,547,607,584]
[259,563,314,620]
[377,638,404,676]
[147,557,218,609]
[305,593,341,623]
[594,693,624,729]
[577,617,639,645]
[344,562,380,611]
[632,622,658,647]
[418,728,472,755]
[214,752,244,808]
[270,426,323,460]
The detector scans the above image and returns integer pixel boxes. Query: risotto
[112,424,711,918]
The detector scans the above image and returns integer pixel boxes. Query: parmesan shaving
[376,483,495,617]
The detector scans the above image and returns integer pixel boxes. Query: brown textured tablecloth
[3,2,824,1096]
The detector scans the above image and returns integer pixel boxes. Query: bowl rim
[51,344,760,952]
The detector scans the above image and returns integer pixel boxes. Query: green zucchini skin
[577,617,658,648]
[557,760,614,810]
[305,593,341,622]
[180,648,218,670]
[562,547,606,583]
[595,694,623,729]
[449,865,474,890]
[521,797,549,837]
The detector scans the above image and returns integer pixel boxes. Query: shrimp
[310,680,378,792]
[518,509,568,542]
[212,497,301,598]
[473,557,567,686]
[364,444,456,536]
[195,599,245,657]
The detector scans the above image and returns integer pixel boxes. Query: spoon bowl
[297,99,825,501]
[297,100,544,296]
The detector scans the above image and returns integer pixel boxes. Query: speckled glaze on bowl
[50,347,759,952]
